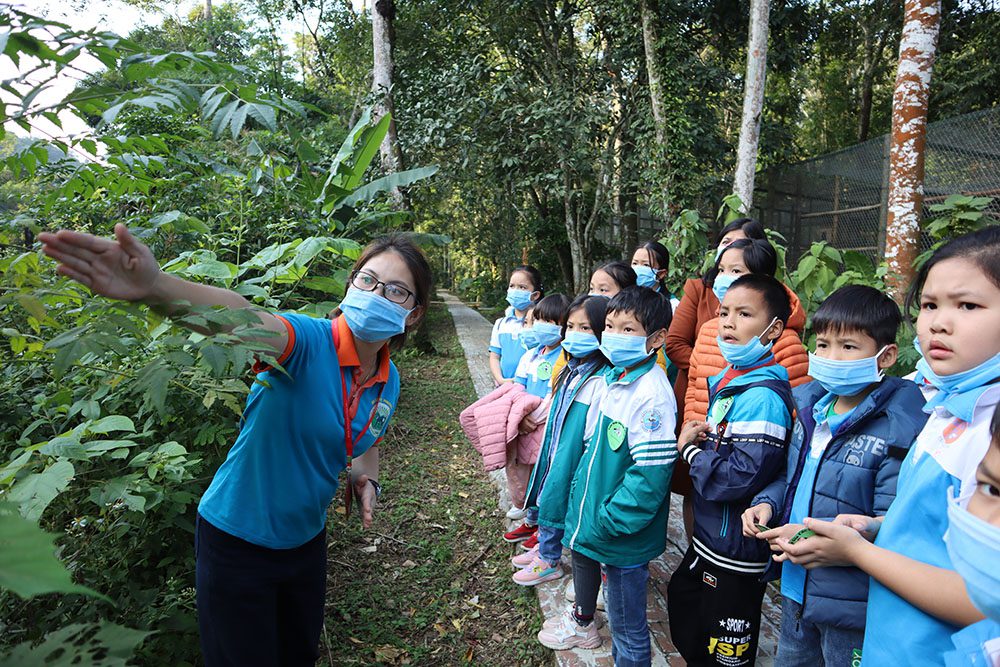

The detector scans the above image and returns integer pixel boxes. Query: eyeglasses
[350,270,416,305]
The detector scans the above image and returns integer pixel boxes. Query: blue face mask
[561,331,600,358]
[946,490,1000,622]
[520,327,539,349]
[717,317,777,368]
[533,322,563,348]
[808,346,888,397]
[600,332,654,369]
[506,288,534,312]
[915,335,1000,421]
[712,273,737,303]
[340,288,413,343]
[633,265,659,289]
[714,244,727,261]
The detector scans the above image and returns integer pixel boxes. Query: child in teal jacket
[538,287,676,667]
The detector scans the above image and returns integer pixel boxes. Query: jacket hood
[793,375,927,440]
[783,283,806,333]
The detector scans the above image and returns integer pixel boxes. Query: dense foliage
[2,1,998,664]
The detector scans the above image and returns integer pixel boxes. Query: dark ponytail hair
[904,226,1000,323]
[333,234,433,350]
[634,240,670,294]
[595,260,638,291]
[703,238,778,286]
[511,264,544,298]
[554,294,610,389]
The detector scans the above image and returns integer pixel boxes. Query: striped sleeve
[626,393,678,467]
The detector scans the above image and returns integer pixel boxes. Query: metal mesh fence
[753,106,1000,265]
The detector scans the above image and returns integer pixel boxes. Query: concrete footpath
[441,291,779,666]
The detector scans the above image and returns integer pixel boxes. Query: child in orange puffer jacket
[684,238,810,423]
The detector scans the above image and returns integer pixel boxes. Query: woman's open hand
[39,223,161,303]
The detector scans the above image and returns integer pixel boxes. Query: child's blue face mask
[561,331,600,358]
[808,346,888,397]
[532,322,563,348]
[340,288,413,342]
[600,332,654,369]
[946,490,1000,622]
[712,273,737,303]
[506,288,534,311]
[717,317,777,368]
[520,327,539,349]
[633,265,659,289]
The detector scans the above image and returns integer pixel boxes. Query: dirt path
[440,291,780,666]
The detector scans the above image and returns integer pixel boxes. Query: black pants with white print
[667,545,768,667]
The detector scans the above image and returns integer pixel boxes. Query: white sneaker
[506,505,527,520]
[537,610,601,650]
[544,606,604,631]
[564,579,605,610]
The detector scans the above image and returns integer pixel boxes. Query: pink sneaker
[511,546,539,569]
[513,557,562,586]
[537,609,601,650]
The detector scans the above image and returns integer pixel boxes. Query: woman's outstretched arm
[39,223,289,352]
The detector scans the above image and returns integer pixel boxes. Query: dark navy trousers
[195,515,327,666]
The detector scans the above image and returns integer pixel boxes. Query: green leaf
[185,260,237,282]
[199,344,227,376]
[0,503,108,600]
[334,166,439,211]
[229,103,249,139]
[87,416,136,435]
[796,255,818,281]
[342,113,391,191]
[7,461,75,522]
[0,621,149,665]
[247,102,276,131]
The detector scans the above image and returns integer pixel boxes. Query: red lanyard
[335,323,385,516]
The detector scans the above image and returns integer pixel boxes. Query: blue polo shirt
[198,314,400,549]
[489,307,526,379]
[514,344,562,398]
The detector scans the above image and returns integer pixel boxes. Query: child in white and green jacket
[537,287,677,667]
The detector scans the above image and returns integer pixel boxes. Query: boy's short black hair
[812,285,901,347]
[606,286,673,333]
[726,274,791,324]
[533,293,571,324]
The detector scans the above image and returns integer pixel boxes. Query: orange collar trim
[333,316,391,383]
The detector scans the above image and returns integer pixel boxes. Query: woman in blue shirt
[40,224,432,666]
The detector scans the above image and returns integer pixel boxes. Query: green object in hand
[754,523,770,532]
[788,528,816,544]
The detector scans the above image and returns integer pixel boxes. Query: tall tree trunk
[204,0,214,49]
[885,0,941,297]
[372,0,407,210]
[733,0,770,212]
[640,0,670,215]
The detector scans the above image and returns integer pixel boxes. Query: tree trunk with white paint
[732,0,770,213]
[372,0,407,209]
[885,0,941,296]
